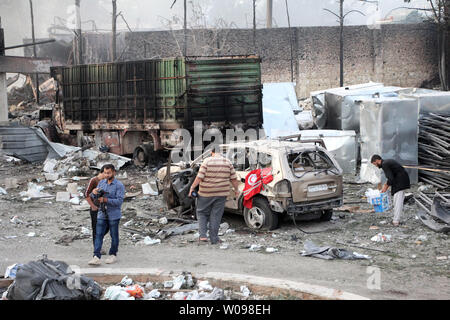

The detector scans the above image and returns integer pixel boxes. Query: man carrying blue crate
[371,155,410,227]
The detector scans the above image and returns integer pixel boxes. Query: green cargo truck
[50,55,263,166]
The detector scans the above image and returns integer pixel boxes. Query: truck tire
[133,146,148,168]
[320,209,333,221]
[243,197,278,230]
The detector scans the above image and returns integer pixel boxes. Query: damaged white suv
[157,137,343,230]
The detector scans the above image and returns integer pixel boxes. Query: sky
[0,0,431,56]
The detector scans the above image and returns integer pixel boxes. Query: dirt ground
[0,159,449,300]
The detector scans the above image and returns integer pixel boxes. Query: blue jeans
[94,218,120,258]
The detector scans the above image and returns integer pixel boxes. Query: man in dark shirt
[371,155,410,226]
[85,166,109,250]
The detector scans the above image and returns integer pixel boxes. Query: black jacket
[381,159,410,195]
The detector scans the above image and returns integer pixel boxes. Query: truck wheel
[320,209,333,221]
[133,146,148,168]
[243,197,278,230]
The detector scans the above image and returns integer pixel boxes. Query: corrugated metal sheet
[0,126,48,162]
[54,58,186,126]
[51,56,263,130]
[185,56,263,127]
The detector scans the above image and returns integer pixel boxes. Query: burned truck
[49,56,263,166]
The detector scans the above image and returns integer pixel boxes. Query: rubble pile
[7,74,35,106]
[102,274,258,300]
[418,112,450,188]
[414,189,450,233]
[43,148,131,178]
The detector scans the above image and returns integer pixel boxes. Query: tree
[323,0,366,87]
[402,0,449,90]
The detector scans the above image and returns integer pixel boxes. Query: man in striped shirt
[189,149,240,244]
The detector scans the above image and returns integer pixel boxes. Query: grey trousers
[393,190,405,223]
[196,195,227,243]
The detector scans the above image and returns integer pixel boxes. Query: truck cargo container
[50,55,263,166]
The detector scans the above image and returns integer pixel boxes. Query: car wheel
[320,209,333,221]
[243,197,278,230]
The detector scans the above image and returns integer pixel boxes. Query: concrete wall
[28,23,439,98]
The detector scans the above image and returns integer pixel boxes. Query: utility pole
[111,0,117,61]
[266,0,273,28]
[75,0,82,64]
[285,0,293,82]
[184,0,187,56]
[339,0,344,87]
[0,17,7,123]
[29,0,39,104]
[253,0,256,47]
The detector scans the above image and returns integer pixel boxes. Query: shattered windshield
[288,150,338,178]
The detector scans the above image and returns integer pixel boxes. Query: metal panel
[299,130,357,174]
[359,97,419,184]
[0,56,52,73]
[0,126,48,162]
[325,85,403,132]
[53,56,263,131]
[312,83,383,130]
[262,82,300,138]
[398,88,450,115]
[53,58,186,128]
[185,56,262,128]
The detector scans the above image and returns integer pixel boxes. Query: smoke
[0,0,430,56]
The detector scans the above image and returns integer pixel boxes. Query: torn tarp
[6,257,102,300]
[300,240,371,260]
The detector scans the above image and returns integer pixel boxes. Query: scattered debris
[197,280,213,291]
[125,285,144,298]
[81,227,91,236]
[143,236,161,245]
[158,217,168,225]
[104,286,134,300]
[6,257,102,300]
[4,263,23,279]
[146,289,161,299]
[56,192,71,202]
[142,182,158,196]
[19,182,52,199]
[120,276,133,286]
[249,244,262,252]
[240,286,251,297]
[156,223,198,240]
[301,240,371,260]
[370,233,392,243]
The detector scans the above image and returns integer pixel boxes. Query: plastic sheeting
[299,130,357,174]
[6,257,102,300]
[262,82,301,138]
[359,96,419,184]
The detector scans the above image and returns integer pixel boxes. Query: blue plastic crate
[370,193,390,212]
